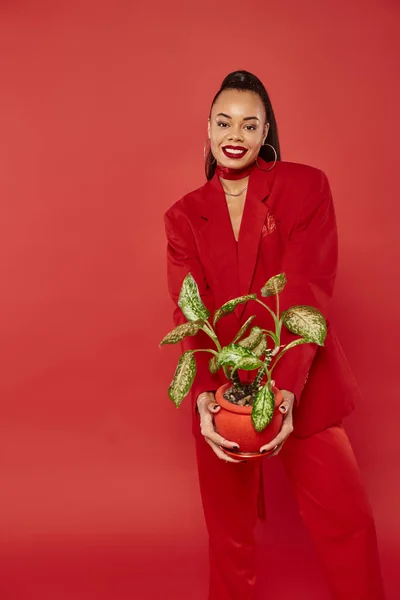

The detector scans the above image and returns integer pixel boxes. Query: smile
[222,146,248,159]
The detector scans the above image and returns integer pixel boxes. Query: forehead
[211,89,265,119]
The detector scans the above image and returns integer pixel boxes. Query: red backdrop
[0,2,398,599]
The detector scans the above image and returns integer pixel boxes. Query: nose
[227,125,244,142]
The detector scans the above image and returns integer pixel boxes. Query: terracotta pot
[213,382,284,459]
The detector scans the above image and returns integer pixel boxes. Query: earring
[204,139,216,165]
[256,142,277,172]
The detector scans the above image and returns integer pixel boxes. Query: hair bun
[220,70,264,94]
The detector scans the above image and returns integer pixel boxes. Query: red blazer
[164,158,361,438]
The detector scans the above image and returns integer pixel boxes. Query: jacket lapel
[197,175,241,306]
[236,160,272,317]
[198,158,273,320]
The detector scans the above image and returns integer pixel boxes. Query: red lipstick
[222,145,248,160]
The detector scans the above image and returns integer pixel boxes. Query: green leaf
[253,335,267,359]
[217,344,263,371]
[208,355,220,375]
[168,351,197,407]
[251,385,275,432]
[280,338,310,353]
[213,294,257,325]
[282,305,327,346]
[231,315,256,343]
[261,273,287,297]
[160,320,205,346]
[178,273,210,322]
[237,326,264,350]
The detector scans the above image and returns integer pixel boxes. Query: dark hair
[205,70,281,180]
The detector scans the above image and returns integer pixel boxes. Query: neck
[215,161,255,181]
[219,177,249,198]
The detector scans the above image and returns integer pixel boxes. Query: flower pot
[213,382,284,459]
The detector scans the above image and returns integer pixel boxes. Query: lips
[222,145,248,160]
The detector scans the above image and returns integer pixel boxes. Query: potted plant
[160,273,327,459]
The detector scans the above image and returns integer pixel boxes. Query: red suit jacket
[164,158,361,438]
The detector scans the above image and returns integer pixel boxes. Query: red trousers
[194,420,386,600]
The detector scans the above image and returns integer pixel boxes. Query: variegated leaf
[253,335,267,358]
[218,344,263,371]
[168,351,196,407]
[282,305,327,346]
[280,338,309,354]
[208,355,220,375]
[231,315,256,343]
[160,320,205,346]
[261,273,287,297]
[213,294,257,325]
[251,385,275,432]
[237,326,264,350]
[178,273,210,322]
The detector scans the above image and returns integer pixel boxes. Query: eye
[245,125,257,131]
[217,122,229,128]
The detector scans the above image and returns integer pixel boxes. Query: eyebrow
[216,113,260,122]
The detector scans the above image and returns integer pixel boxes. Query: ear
[207,118,211,139]
[263,121,270,143]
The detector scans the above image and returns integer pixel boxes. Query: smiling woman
[163,70,386,600]
[211,96,267,165]
[205,71,280,181]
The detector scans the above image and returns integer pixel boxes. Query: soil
[223,384,256,407]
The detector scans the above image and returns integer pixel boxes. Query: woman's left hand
[259,389,295,457]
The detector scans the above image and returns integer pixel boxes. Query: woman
[164,71,386,600]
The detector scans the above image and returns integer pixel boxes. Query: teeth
[225,148,245,154]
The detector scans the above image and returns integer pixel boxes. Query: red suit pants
[194,421,386,600]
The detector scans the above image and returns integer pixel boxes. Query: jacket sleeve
[271,169,338,406]
[164,206,221,416]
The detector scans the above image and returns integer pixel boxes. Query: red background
[0,2,398,599]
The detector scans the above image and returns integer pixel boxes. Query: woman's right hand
[196,392,245,463]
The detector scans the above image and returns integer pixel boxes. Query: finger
[261,432,290,453]
[260,421,293,453]
[199,406,218,427]
[200,411,240,450]
[268,442,285,457]
[205,438,244,463]
[200,417,240,450]
[204,428,240,451]
[199,403,240,450]
[207,402,221,414]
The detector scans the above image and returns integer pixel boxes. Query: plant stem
[192,348,218,356]
[193,348,230,380]
[250,367,265,392]
[261,329,279,346]
[202,321,221,351]
[269,338,309,374]
[202,320,231,380]
[254,298,279,327]
[231,370,241,388]
[276,289,280,322]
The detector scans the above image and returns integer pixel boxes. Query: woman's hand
[259,389,295,457]
[197,392,245,463]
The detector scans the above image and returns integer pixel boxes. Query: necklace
[221,184,248,197]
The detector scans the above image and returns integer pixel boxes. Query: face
[208,89,269,169]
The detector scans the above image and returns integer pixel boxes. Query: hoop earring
[204,139,216,165]
[256,143,277,172]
